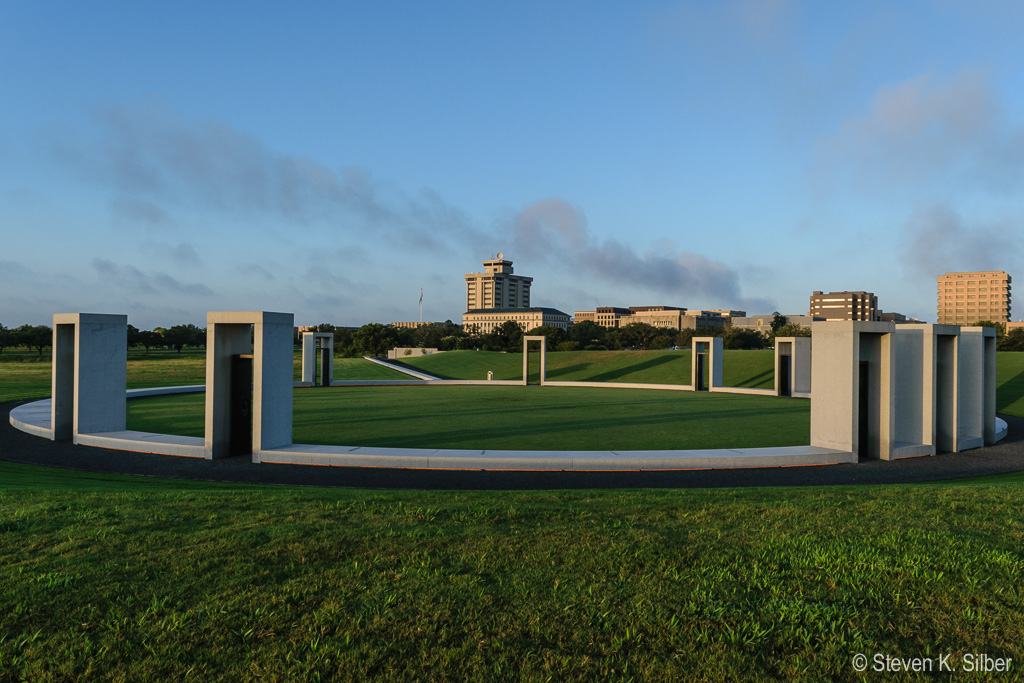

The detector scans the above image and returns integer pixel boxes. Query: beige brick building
[462,307,570,333]
[809,291,879,321]
[464,254,532,311]
[936,271,1012,324]
[573,305,724,330]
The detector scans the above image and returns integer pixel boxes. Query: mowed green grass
[997,352,1024,418]
[2,461,1024,680]
[404,349,779,388]
[128,385,812,450]
[0,351,407,403]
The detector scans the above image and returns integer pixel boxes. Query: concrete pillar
[774,337,811,397]
[50,313,128,443]
[205,311,294,460]
[301,332,334,386]
[958,326,997,450]
[810,321,895,459]
[522,336,547,385]
[692,337,723,391]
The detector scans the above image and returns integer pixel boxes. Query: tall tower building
[936,271,1012,324]
[464,254,532,311]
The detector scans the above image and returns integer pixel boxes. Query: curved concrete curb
[9,385,1009,472]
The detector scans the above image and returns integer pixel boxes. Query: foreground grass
[128,386,811,450]
[2,462,1023,681]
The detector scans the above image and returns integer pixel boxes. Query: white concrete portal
[959,326,998,449]
[692,337,723,392]
[301,332,334,386]
[522,335,547,385]
[811,321,999,461]
[51,313,128,444]
[774,337,811,398]
[205,311,294,461]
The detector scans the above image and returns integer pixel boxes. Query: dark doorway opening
[779,355,792,397]
[230,354,254,456]
[858,360,870,459]
[695,352,707,391]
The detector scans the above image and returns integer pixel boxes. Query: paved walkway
[3,400,1024,490]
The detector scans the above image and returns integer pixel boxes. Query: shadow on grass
[583,355,680,382]
[730,369,774,388]
[545,363,590,379]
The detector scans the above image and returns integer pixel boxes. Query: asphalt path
[3,401,1023,490]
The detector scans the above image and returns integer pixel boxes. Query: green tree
[353,323,396,357]
[524,325,567,346]
[618,322,659,350]
[16,324,52,355]
[138,330,164,353]
[163,324,204,353]
[770,312,786,333]
[998,328,1024,351]
[568,320,606,346]
[722,327,765,350]
[0,323,12,354]
[494,320,524,352]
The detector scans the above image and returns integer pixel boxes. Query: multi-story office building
[594,307,632,328]
[573,310,596,324]
[461,255,569,333]
[809,291,879,321]
[464,254,532,311]
[936,271,1012,324]
[462,307,570,333]
[573,305,725,330]
[731,314,821,333]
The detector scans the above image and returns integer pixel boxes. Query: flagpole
[419,287,423,324]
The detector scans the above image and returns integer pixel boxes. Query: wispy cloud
[900,204,1019,277]
[817,68,1024,196]
[91,258,213,297]
[46,100,485,249]
[505,198,774,311]
[140,241,202,268]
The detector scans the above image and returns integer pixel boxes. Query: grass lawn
[127,386,812,450]
[403,349,778,389]
[997,352,1024,418]
[0,350,408,403]
[1,462,1023,680]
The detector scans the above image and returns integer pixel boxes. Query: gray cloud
[109,196,172,228]
[140,241,202,268]
[901,204,1019,277]
[91,258,213,297]
[48,100,485,249]
[818,68,1024,195]
[506,198,775,311]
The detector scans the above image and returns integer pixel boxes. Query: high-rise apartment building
[809,291,879,321]
[464,254,532,311]
[936,271,1012,324]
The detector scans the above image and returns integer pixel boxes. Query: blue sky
[2,1,1022,329]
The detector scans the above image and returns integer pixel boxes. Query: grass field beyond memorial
[127,386,811,451]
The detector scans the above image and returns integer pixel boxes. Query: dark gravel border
[3,401,1023,490]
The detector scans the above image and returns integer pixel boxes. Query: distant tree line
[4,317,1022,358]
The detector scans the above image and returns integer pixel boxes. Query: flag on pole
[419,288,423,305]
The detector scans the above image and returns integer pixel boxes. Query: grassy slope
[1,462,1023,680]
[0,351,407,403]
[129,386,811,450]
[997,352,1024,418]
[404,349,777,389]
